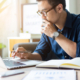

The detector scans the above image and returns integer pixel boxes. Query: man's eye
[42,11,45,14]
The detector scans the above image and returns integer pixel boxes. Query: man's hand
[12,47,31,59]
[41,20,57,37]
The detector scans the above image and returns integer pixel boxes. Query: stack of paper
[22,70,76,80]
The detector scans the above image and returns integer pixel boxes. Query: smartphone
[0,70,24,78]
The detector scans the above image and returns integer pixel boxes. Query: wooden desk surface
[0,67,80,80]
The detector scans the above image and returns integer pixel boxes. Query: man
[12,0,80,60]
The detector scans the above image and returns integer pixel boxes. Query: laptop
[0,57,41,70]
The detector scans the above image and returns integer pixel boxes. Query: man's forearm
[55,33,77,58]
[29,53,42,60]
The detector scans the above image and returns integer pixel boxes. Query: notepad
[36,57,80,69]
[22,70,76,80]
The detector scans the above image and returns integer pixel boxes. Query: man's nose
[41,14,46,20]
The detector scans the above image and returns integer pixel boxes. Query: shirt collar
[64,10,72,28]
[54,10,72,33]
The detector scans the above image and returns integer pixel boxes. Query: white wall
[28,0,36,3]
[76,0,80,14]
[69,0,77,14]
[68,0,80,14]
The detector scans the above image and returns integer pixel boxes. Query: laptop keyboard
[3,60,25,67]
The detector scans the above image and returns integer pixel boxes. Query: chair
[13,42,58,61]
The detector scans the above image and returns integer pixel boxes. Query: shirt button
[65,56,67,58]
[61,32,62,33]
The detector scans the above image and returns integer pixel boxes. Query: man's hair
[36,0,66,10]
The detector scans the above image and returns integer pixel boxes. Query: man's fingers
[16,47,24,53]
[14,47,26,56]
[21,53,24,59]
[41,28,44,33]
[16,52,22,58]
[15,53,27,59]
[12,52,16,58]
[41,23,45,28]
[20,53,28,59]
[43,19,50,24]
[12,47,29,59]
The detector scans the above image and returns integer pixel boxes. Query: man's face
[37,1,61,24]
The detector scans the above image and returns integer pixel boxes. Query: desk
[0,66,80,80]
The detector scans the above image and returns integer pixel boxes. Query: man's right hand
[12,47,31,59]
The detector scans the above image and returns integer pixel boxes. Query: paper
[22,70,76,80]
[36,60,69,67]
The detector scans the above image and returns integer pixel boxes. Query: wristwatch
[52,31,59,40]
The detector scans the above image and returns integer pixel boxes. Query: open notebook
[36,57,80,69]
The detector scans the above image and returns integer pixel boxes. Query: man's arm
[29,53,42,60]
[41,20,77,58]
[55,33,76,58]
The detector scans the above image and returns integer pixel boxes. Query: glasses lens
[37,11,41,16]
[37,11,46,16]
[42,11,46,16]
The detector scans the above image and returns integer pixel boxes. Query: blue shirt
[33,10,80,60]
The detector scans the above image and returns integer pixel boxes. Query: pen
[11,51,31,53]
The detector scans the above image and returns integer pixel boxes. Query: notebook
[22,70,76,80]
[0,57,41,70]
[36,57,80,69]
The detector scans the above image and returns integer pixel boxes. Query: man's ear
[56,4,63,13]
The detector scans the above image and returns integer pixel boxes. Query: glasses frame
[37,3,59,17]
[37,7,54,16]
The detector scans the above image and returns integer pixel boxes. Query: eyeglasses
[37,7,54,17]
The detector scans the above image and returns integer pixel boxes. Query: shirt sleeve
[33,33,51,60]
[76,24,80,57]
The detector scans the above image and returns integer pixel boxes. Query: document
[22,70,76,80]
[36,57,80,69]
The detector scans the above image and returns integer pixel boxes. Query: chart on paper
[22,70,76,80]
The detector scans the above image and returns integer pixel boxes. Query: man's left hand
[41,20,57,37]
